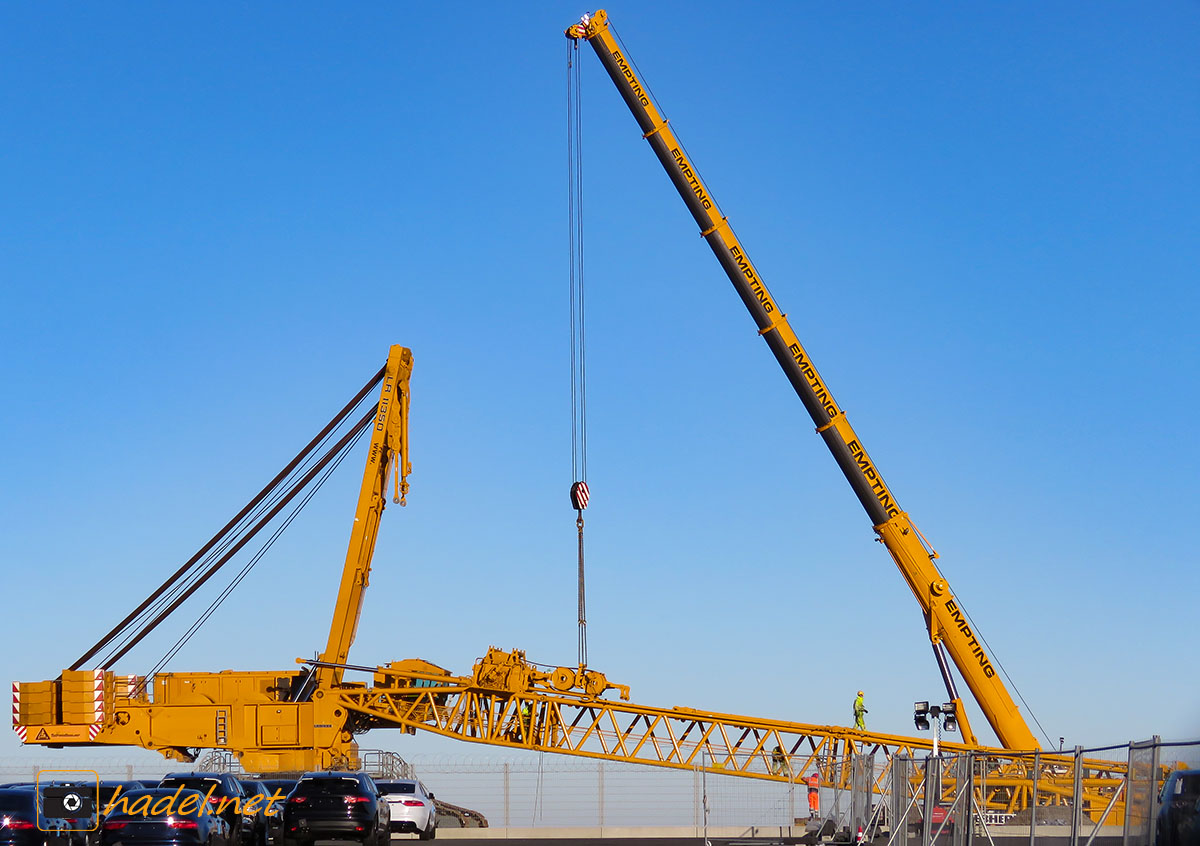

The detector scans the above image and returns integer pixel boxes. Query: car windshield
[295,779,361,795]
[378,783,415,795]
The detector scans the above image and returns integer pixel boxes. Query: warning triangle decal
[35,728,49,741]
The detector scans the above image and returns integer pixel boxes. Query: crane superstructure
[564,9,1037,752]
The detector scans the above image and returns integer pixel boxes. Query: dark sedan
[0,787,79,846]
[99,788,230,846]
[280,774,388,846]
[156,775,245,844]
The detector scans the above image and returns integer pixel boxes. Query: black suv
[0,787,78,846]
[158,773,248,843]
[1157,769,1200,846]
[281,773,389,846]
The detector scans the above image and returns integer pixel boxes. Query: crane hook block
[570,480,590,511]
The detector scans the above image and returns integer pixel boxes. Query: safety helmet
[857,690,864,696]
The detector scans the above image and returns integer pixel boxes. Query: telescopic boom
[566,10,1038,750]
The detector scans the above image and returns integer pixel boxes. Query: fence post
[502,762,510,829]
[892,755,910,846]
[922,756,939,846]
[1029,752,1039,846]
[1149,737,1162,845]
[1070,745,1084,846]
[961,753,974,846]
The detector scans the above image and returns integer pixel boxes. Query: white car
[377,780,437,840]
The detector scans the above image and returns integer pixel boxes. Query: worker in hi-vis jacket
[853,690,868,729]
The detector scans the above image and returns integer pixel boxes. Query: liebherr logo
[944,600,996,678]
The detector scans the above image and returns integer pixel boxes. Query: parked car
[157,774,247,843]
[251,780,292,846]
[377,781,437,841]
[97,784,148,817]
[235,783,273,846]
[99,788,231,846]
[250,784,294,807]
[280,773,388,846]
[1158,770,1200,846]
[0,786,77,846]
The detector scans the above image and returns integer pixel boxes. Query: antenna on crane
[567,33,589,670]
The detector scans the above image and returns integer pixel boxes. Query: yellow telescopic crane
[566,10,1038,751]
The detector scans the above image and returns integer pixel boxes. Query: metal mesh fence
[2,736,1198,840]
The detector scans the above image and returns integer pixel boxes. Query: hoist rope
[566,37,588,669]
[567,37,588,485]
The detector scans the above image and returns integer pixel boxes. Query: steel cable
[88,383,380,670]
[72,367,384,670]
[143,415,374,680]
[567,37,589,669]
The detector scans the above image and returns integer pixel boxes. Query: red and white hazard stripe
[11,682,18,727]
[93,670,104,722]
[88,724,102,740]
[570,480,590,510]
[13,726,27,742]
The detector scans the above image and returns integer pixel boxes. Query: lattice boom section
[335,683,1125,818]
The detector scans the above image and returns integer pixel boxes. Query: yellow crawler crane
[13,12,1149,825]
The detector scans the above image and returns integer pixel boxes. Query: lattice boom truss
[336,671,1127,821]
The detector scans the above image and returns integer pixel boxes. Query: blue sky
[1,1,1197,771]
